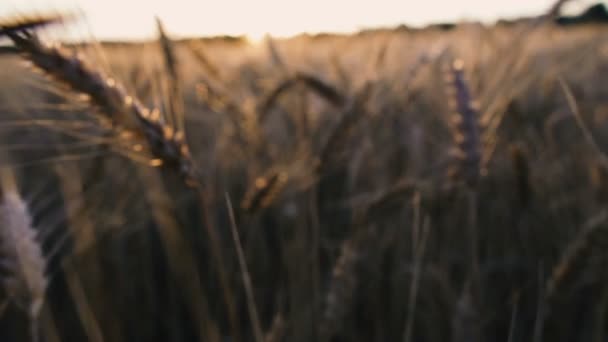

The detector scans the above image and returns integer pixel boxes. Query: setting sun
[0,0,601,41]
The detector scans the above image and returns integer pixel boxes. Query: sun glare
[244,33,265,46]
[0,0,602,41]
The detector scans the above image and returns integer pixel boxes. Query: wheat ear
[0,167,47,342]
[4,26,197,184]
[444,59,483,188]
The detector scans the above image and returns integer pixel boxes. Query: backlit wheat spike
[0,168,47,342]
[5,28,197,184]
[444,59,483,188]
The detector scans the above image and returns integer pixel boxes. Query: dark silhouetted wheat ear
[5,27,197,185]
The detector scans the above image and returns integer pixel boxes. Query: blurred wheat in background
[1,0,608,341]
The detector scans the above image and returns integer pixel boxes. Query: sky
[0,0,602,41]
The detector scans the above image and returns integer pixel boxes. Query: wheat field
[0,4,607,342]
